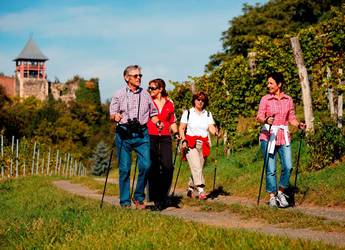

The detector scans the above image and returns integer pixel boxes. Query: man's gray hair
[123,65,141,77]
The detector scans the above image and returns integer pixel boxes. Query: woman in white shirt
[179,91,219,200]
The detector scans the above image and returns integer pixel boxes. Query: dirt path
[93,177,345,222]
[213,194,345,222]
[53,180,345,248]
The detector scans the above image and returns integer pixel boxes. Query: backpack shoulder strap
[185,109,191,136]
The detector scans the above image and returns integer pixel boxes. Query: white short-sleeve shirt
[181,108,214,137]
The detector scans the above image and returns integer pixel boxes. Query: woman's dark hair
[192,91,208,109]
[267,72,285,88]
[149,78,168,97]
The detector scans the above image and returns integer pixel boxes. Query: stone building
[13,38,49,101]
[50,80,79,103]
[0,38,79,103]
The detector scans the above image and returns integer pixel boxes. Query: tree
[91,141,110,176]
[206,0,344,71]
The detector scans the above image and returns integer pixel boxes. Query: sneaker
[187,188,195,198]
[134,200,146,210]
[197,186,207,200]
[276,192,289,208]
[198,192,207,200]
[153,201,166,211]
[268,197,278,208]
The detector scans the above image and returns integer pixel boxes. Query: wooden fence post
[31,142,36,176]
[36,148,40,175]
[1,135,3,179]
[74,160,78,176]
[47,147,51,175]
[58,156,62,176]
[41,152,45,175]
[15,139,19,178]
[66,153,70,177]
[55,150,59,175]
[22,141,27,177]
[10,136,14,177]
[69,156,73,177]
[291,37,315,132]
[61,154,65,176]
[23,161,26,176]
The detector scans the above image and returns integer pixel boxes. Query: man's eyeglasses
[148,86,159,91]
[128,74,143,79]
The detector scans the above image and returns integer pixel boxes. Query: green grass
[172,140,345,207]
[0,177,336,249]
[297,165,345,206]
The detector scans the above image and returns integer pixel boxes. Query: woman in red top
[147,78,179,210]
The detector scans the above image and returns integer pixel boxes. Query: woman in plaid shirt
[256,72,305,208]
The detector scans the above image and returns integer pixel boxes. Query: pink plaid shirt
[109,86,158,125]
[256,92,297,145]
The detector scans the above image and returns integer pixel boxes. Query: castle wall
[1,73,81,104]
[50,82,78,103]
[0,75,16,96]
[19,78,48,101]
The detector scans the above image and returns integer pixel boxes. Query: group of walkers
[109,65,305,210]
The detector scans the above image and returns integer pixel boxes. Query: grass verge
[173,141,345,207]
[183,199,345,233]
[0,176,337,249]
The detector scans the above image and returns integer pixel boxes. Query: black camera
[127,118,141,134]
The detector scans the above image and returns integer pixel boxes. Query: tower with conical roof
[14,37,49,79]
[13,38,49,100]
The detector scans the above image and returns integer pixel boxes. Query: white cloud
[0,4,226,40]
[1,1,262,101]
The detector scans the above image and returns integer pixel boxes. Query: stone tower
[13,38,49,100]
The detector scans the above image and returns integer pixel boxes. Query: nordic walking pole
[173,138,180,166]
[171,146,186,197]
[168,138,180,194]
[294,130,304,189]
[212,131,220,192]
[100,149,114,208]
[130,157,138,201]
[257,115,275,206]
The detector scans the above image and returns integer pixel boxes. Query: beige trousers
[186,141,205,187]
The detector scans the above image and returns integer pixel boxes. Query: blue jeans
[260,140,293,193]
[115,127,151,207]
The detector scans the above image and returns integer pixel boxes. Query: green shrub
[306,118,345,171]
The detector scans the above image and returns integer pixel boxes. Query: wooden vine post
[338,69,343,128]
[290,37,314,132]
[327,67,336,118]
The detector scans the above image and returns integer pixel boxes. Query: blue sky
[0,0,267,102]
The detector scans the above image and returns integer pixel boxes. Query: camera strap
[126,88,142,121]
[137,90,141,120]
